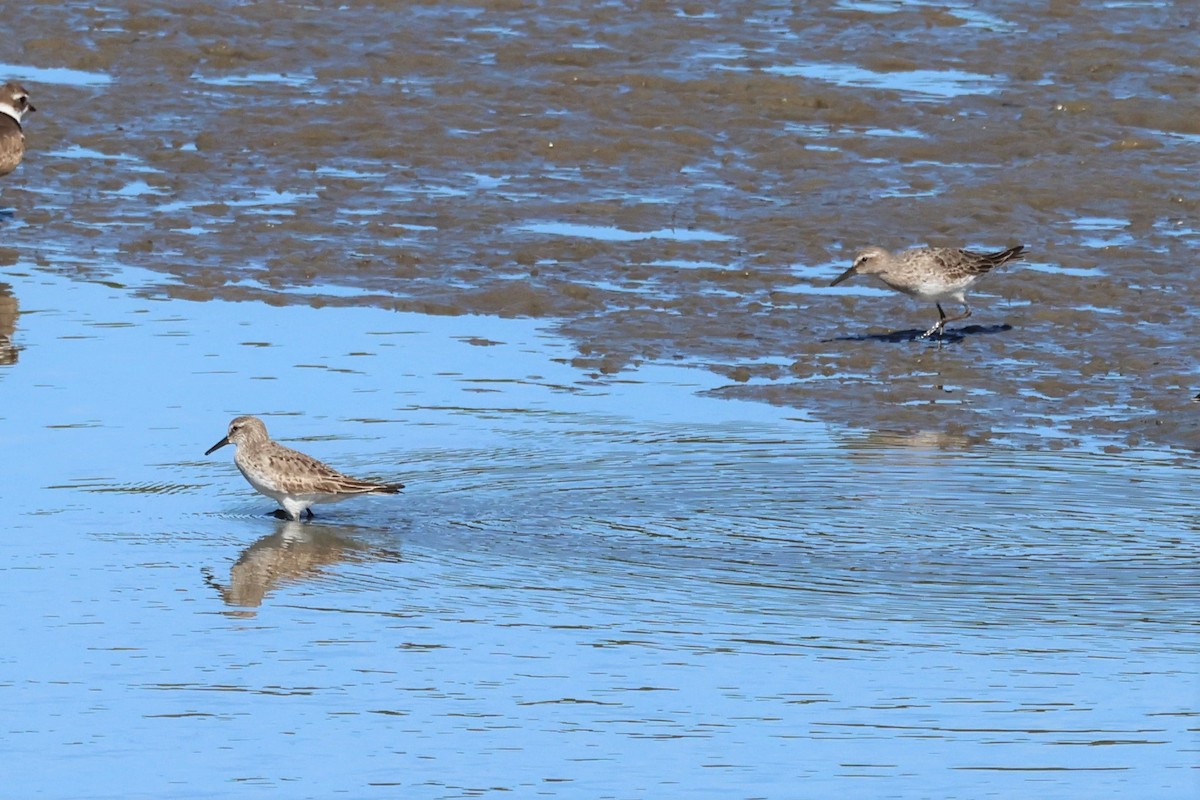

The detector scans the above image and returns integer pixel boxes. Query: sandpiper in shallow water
[830,244,1025,338]
[0,81,35,177]
[205,415,404,520]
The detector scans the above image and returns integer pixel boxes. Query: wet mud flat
[4,0,1199,448]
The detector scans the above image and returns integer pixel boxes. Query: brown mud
[5,1,1198,449]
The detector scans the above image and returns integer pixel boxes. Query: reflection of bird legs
[272,508,314,520]
[921,303,971,339]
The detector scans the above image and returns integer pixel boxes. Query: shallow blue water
[1,267,1195,799]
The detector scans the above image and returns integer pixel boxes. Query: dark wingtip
[383,483,405,493]
[979,245,1026,271]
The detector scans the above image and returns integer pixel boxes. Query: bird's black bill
[204,437,230,456]
[830,265,858,287]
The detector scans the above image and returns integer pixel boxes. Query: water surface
[1,267,1195,798]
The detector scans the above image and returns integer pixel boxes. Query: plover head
[0,82,35,124]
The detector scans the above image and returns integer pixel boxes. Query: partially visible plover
[205,415,404,520]
[830,244,1025,338]
[0,82,35,177]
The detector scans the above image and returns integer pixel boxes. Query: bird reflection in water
[203,521,401,610]
[0,281,19,366]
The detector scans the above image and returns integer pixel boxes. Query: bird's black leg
[940,303,973,325]
[305,508,315,520]
[921,304,949,339]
